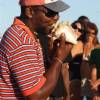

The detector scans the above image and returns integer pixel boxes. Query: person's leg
[70,79,82,100]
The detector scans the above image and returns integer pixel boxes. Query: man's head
[19,0,70,34]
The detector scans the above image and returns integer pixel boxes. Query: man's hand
[55,33,73,62]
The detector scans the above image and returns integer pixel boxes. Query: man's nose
[52,14,59,22]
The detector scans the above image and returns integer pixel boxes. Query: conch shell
[51,21,78,44]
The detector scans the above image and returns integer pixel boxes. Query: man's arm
[27,34,72,100]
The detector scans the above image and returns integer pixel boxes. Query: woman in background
[81,22,99,100]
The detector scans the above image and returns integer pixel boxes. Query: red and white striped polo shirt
[0,18,46,100]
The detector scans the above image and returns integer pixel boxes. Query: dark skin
[19,5,72,100]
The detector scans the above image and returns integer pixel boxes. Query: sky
[0,0,100,41]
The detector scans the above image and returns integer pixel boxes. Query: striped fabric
[0,18,46,99]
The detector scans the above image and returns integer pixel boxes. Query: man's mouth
[47,24,55,34]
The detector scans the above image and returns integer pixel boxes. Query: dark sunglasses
[72,25,84,33]
[35,6,59,17]
[44,7,59,17]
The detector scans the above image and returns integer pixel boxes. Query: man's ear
[25,7,34,18]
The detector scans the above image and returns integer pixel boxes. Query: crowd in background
[40,15,100,100]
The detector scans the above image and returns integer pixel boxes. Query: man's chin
[42,27,53,35]
[37,25,53,35]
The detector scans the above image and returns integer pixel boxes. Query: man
[0,0,72,99]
